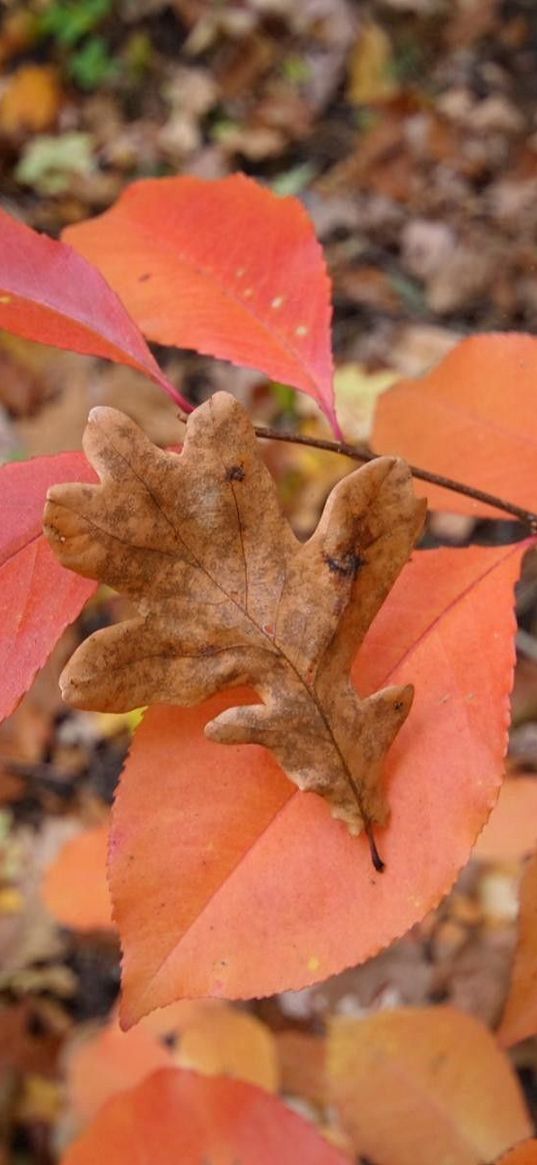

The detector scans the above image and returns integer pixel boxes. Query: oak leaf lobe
[44,393,424,854]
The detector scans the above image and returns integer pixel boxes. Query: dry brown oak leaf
[44,393,425,870]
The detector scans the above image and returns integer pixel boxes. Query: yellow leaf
[0,65,61,134]
[335,363,399,443]
[348,23,398,105]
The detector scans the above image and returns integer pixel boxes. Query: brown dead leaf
[44,393,424,864]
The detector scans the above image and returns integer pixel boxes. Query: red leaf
[497,849,537,1047]
[60,1067,349,1165]
[0,453,97,723]
[64,175,338,431]
[109,542,526,1025]
[328,1008,531,1165]
[373,334,537,516]
[0,208,186,409]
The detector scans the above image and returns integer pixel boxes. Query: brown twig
[254,426,537,532]
[176,411,537,532]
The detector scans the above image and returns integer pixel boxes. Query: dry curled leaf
[44,393,424,864]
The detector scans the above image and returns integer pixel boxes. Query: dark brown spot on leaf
[226,464,245,482]
[324,552,365,579]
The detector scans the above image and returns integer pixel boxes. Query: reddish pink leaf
[0,208,186,408]
[64,175,338,431]
[373,334,537,517]
[0,453,97,723]
[110,541,527,1025]
[61,1067,348,1165]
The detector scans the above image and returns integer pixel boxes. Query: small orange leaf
[0,65,61,134]
[498,849,537,1047]
[328,1008,531,1165]
[176,1003,278,1092]
[67,1020,172,1125]
[42,824,112,931]
[373,334,537,516]
[60,1067,350,1165]
[474,777,537,863]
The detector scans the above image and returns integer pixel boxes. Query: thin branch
[176,410,537,532]
[253,425,537,532]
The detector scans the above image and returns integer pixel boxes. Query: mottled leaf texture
[0,452,96,724]
[0,208,185,406]
[44,392,425,857]
[61,1067,349,1165]
[498,849,537,1047]
[109,542,523,1023]
[64,174,338,431]
[374,333,537,517]
[497,1142,537,1165]
[328,1009,531,1165]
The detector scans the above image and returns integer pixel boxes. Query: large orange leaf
[110,541,526,1025]
[42,823,112,930]
[497,1142,537,1164]
[373,334,537,517]
[63,175,338,431]
[61,1066,349,1165]
[327,1008,531,1165]
[498,849,537,1047]
[0,453,97,723]
[0,208,185,407]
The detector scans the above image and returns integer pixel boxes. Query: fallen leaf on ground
[373,334,537,516]
[60,1067,349,1165]
[276,1030,326,1106]
[0,452,96,724]
[63,174,339,430]
[66,1019,173,1126]
[474,776,537,863]
[44,392,425,854]
[176,1003,279,1091]
[107,538,524,1022]
[347,22,398,105]
[328,1007,531,1165]
[0,1001,61,1077]
[15,132,96,196]
[498,849,537,1047]
[42,823,112,931]
[0,65,61,135]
